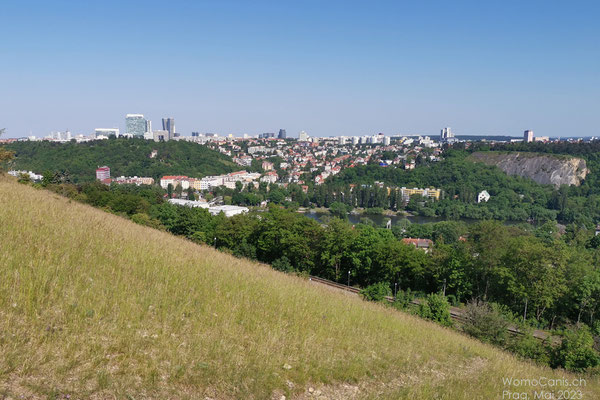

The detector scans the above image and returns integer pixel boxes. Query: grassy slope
[1,176,598,399]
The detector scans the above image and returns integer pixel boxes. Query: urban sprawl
[4,114,585,217]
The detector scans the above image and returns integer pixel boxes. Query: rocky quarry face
[471,152,589,187]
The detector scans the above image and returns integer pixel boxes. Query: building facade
[125,114,147,137]
[96,166,110,181]
[162,118,175,138]
[153,130,169,142]
[160,176,190,190]
[95,128,119,138]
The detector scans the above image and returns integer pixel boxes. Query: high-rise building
[162,118,175,139]
[440,127,454,140]
[278,129,287,139]
[383,136,391,146]
[125,114,147,137]
[96,166,110,181]
[524,130,534,143]
[298,130,309,141]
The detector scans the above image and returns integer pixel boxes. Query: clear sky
[1,0,598,138]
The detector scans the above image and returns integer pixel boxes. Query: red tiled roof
[402,238,433,248]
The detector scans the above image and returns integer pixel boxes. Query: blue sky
[1,0,598,138]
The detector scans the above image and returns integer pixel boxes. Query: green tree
[430,241,472,302]
[319,218,355,281]
[187,187,196,201]
[501,237,567,321]
[329,201,349,219]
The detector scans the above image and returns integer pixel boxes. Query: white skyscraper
[524,130,534,143]
[440,127,454,140]
[298,130,309,141]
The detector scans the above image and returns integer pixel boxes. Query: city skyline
[1,1,598,138]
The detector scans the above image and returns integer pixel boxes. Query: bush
[360,282,391,302]
[551,325,600,372]
[272,256,294,273]
[365,207,384,215]
[417,293,452,327]
[508,333,551,366]
[392,288,416,310]
[462,301,509,346]
[17,172,31,184]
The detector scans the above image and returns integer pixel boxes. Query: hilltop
[1,176,599,399]
[6,138,240,182]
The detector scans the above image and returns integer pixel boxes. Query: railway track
[309,275,554,342]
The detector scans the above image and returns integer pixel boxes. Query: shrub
[392,288,416,310]
[551,325,600,372]
[272,256,294,273]
[360,282,391,302]
[417,293,452,327]
[508,333,551,366]
[462,301,509,346]
[17,172,31,184]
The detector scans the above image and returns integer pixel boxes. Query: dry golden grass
[1,176,599,399]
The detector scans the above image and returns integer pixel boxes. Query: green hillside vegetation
[318,148,600,225]
[322,150,559,221]
[6,138,240,182]
[470,141,600,223]
[2,176,599,399]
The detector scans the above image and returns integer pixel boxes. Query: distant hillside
[1,175,599,399]
[6,138,240,182]
[470,151,588,187]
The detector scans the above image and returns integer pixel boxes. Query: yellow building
[400,187,441,201]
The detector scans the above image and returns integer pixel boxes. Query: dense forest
[26,178,600,372]
[6,138,240,182]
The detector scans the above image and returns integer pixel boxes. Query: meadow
[1,175,599,399]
